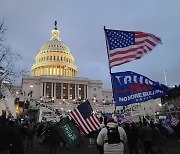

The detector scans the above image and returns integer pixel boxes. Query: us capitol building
[20,22,114,113]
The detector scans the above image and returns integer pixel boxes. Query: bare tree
[0,19,27,89]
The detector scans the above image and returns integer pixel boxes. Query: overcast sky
[0,0,180,89]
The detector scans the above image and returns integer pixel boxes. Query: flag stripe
[92,115,101,129]
[135,32,161,42]
[110,50,144,64]
[88,115,100,130]
[109,46,146,59]
[87,118,96,131]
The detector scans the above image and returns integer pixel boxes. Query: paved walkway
[25,136,99,154]
[25,136,180,154]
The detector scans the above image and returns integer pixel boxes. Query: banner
[111,71,169,106]
[55,117,80,148]
[102,113,112,118]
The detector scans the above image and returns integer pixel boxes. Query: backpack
[106,126,121,144]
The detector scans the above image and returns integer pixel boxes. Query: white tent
[1,86,16,117]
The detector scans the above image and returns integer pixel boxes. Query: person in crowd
[40,123,51,145]
[47,126,61,154]
[88,131,95,145]
[139,120,154,154]
[104,116,107,126]
[8,120,24,154]
[20,120,29,151]
[99,116,103,124]
[26,122,35,149]
[0,115,13,154]
[96,118,105,154]
[158,121,168,142]
[37,122,44,137]
[0,115,24,154]
[150,121,163,153]
[127,122,140,154]
[174,122,180,141]
[96,117,127,154]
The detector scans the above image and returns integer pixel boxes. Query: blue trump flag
[111,71,169,106]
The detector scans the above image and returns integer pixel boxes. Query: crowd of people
[98,115,180,154]
[89,115,180,154]
[0,113,180,154]
[0,114,66,154]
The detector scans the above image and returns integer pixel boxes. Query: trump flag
[111,71,169,106]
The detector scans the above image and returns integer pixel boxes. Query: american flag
[69,100,100,135]
[170,116,179,127]
[120,115,133,124]
[162,122,174,134]
[104,28,161,68]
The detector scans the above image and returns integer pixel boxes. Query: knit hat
[107,117,114,123]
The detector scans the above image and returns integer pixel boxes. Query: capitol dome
[31,22,77,77]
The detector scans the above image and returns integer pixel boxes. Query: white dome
[40,39,70,54]
[31,22,77,77]
[40,28,70,54]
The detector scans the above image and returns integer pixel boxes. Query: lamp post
[40,97,43,103]
[52,98,54,103]
[103,99,105,113]
[93,99,96,105]
[93,96,96,105]
[73,99,76,109]
[63,99,65,112]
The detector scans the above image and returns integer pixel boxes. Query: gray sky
[0,0,180,89]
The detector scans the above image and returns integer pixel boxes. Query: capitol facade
[20,22,113,112]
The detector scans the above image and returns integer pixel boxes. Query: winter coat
[97,122,127,154]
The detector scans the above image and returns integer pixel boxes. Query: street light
[73,99,76,109]
[52,98,54,103]
[93,99,96,105]
[93,96,96,105]
[40,97,43,103]
[63,99,66,112]
[30,84,33,88]
[103,99,105,113]
[158,103,162,107]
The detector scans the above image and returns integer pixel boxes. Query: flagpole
[104,26,112,74]
[104,26,116,113]
[164,70,168,86]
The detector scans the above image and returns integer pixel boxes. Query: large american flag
[104,28,161,68]
[69,100,100,135]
